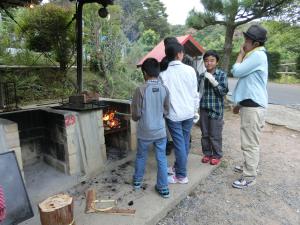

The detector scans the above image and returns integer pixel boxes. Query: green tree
[0,9,16,62]
[263,21,300,60]
[83,4,127,77]
[141,0,170,38]
[140,29,159,51]
[16,3,75,72]
[48,0,73,7]
[115,0,144,41]
[116,0,169,41]
[187,0,295,72]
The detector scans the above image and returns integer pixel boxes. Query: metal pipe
[76,1,83,94]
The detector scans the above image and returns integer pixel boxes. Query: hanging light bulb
[29,0,35,9]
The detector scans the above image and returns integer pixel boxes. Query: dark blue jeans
[166,118,194,178]
[133,137,168,189]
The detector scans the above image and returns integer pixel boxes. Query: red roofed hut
[137,34,205,67]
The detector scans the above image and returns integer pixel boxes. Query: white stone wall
[0,118,23,177]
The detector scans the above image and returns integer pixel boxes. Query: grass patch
[219,160,228,169]
[272,75,300,84]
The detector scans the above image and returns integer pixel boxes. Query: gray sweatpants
[200,109,224,158]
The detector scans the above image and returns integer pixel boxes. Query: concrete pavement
[266,104,300,132]
[21,148,214,225]
[72,152,214,225]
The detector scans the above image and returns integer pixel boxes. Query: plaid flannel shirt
[200,69,228,119]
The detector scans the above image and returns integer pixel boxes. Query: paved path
[228,78,300,106]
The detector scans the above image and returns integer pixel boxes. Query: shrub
[267,51,281,80]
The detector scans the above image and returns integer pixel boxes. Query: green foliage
[84,4,127,77]
[263,21,300,60]
[297,55,300,75]
[1,70,75,105]
[0,9,19,61]
[267,52,281,79]
[125,42,146,67]
[115,0,169,41]
[114,0,144,41]
[169,25,188,37]
[273,74,300,84]
[16,3,75,71]
[141,0,170,38]
[140,29,159,51]
[193,25,225,51]
[187,0,295,72]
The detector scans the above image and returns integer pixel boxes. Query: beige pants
[240,107,266,177]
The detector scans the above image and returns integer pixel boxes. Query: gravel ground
[157,109,300,225]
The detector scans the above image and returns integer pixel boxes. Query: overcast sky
[160,0,204,25]
[42,0,204,25]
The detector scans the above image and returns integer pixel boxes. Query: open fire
[103,110,121,130]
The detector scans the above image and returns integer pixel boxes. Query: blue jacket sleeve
[231,52,264,78]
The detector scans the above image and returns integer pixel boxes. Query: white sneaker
[167,166,175,175]
[168,175,189,184]
[232,176,256,189]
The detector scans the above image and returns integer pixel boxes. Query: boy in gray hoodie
[132,58,170,198]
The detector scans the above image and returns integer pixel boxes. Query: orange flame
[103,110,120,129]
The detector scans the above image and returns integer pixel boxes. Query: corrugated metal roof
[137,34,205,66]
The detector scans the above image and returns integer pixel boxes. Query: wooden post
[85,189,96,213]
[39,194,75,225]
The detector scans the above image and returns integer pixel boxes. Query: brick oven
[0,98,137,179]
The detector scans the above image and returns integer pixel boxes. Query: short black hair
[141,58,160,78]
[163,37,178,47]
[203,50,220,62]
[165,42,184,61]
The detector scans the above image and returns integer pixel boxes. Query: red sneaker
[201,155,211,163]
[210,157,221,165]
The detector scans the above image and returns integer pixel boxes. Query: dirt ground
[157,108,300,225]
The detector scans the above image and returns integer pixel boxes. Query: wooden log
[85,189,135,215]
[38,194,75,225]
[85,189,96,213]
[104,208,136,215]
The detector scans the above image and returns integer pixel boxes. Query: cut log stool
[39,194,75,225]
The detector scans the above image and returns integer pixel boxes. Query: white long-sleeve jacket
[160,60,199,122]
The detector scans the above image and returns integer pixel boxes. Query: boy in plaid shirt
[199,50,228,165]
